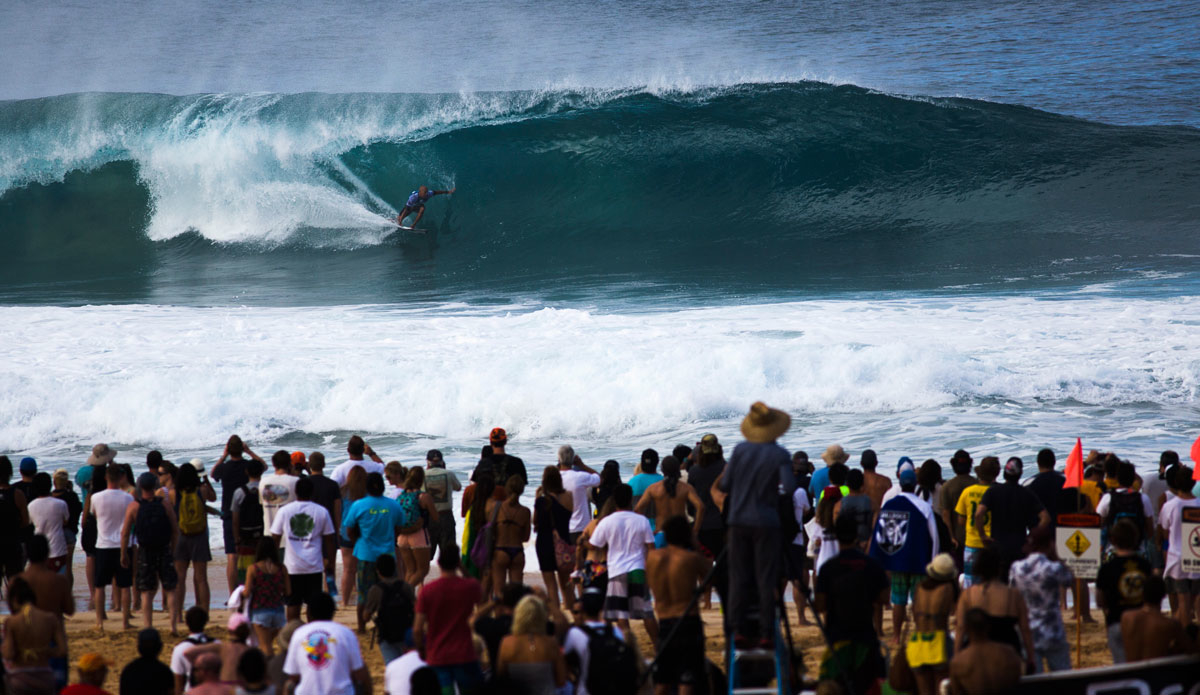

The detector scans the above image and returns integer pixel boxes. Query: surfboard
[396,225,427,234]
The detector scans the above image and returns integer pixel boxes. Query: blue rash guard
[405,190,435,208]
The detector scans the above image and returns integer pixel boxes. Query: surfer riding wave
[397,185,455,228]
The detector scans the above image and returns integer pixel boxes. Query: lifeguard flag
[1191,434,1200,481]
[1064,438,1084,488]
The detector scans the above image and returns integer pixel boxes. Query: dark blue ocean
[1,0,1198,482]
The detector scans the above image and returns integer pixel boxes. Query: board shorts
[819,640,885,693]
[603,570,652,621]
[81,517,98,557]
[906,630,951,669]
[785,544,810,582]
[175,532,212,563]
[137,544,179,592]
[355,560,380,605]
[890,572,923,606]
[94,547,133,588]
[287,572,325,607]
[652,615,705,686]
[1165,576,1200,595]
[222,516,238,555]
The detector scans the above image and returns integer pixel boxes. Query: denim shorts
[250,608,286,629]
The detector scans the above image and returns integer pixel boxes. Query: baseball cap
[489,428,508,445]
[19,457,36,474]
[426,449,444,462]
[896,456,914,473]
[290,451,306,467]
[899,468,918,486]
[641,448,659,466]
[1004,457,1024,477]
[699,434,720,454]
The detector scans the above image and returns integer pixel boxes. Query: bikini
[496,507,525,559]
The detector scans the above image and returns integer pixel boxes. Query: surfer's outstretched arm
[433,187,456,195]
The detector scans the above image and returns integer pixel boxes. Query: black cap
[426,449,444,461]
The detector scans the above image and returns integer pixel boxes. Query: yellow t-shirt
[954,483,992,549]
[1079,480,1102,511]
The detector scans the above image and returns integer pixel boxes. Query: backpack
[375,581,415,643]
[238,485,264,547]
[396,491,421,533]
[135,497,172,548]
[177,489,206,535]
[582,624,638,695]
[1106,490,1146,545]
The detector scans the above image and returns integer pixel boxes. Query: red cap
[290,451,306,467]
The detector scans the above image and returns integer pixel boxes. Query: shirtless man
[1,577,68,695]
[646,516,712,695]
[635,457,704,545]
[186,615,251,685]
[187,653,231,695]
[18,535,75,620]
[860,450,893,515]
[1121,576,1194,661]
[948,608,1022,695]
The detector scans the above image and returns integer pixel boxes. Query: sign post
[1182,508,1200,575]
[1057,513,1102,669]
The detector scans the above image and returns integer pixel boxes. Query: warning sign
[1182,508,1200,575]
[1057,513,1102,580]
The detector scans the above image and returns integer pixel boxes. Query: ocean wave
[1,83,1198,283]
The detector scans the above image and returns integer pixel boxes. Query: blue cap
[19,457,36,474]
[137,472,159,491]
[896,456,913,472]
[899,468,917,486]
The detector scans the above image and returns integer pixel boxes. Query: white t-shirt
[269,501,335,575]
[588,510,654,577]
[170,634,220,681]
[561,470,602,534]
[91,489,134,549]
[284,620,364,695]
[1159,496,1200,579]
[791,488,811,546]
[331,460,385,486]
[563,622,624,695]
[383,650,425,695]
[384,485,403,501]
[259,473,299,532]
[28,496,70,557]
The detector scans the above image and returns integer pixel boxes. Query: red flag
[1063,438,1083,488]
[1191,434,1200,481]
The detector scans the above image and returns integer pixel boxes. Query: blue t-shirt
[629,473,663,500]
[406,190,434,207]
[808,466,831,500]
[343,495,402,562]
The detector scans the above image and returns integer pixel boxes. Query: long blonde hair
[512,595,548,636]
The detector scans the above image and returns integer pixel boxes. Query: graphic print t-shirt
[954,483,992,549]
[259,473,298,533]
[270,500,335,574]
[284,620,364,695]
[1096,554,1152,625]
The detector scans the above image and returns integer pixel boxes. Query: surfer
[397,185,455,228]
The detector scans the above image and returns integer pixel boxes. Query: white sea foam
[1,296,1198,467]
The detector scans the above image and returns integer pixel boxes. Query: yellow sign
[1065,530,1091,557]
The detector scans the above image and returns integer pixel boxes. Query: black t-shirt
[685,459,726,531]
[54,489,83,531]
[308,474,341,524]
[472,454,527,487]
[210,458,249,512]
[1025,471,1065,522]
[816,549,888,643]
[979,482,1044,559]
[119,656,174,695]
[1096,554,1152,625]
[12,480,33,503]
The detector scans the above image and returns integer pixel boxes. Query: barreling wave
[2,82,1199,292]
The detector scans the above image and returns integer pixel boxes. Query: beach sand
[60,558,1116,692]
